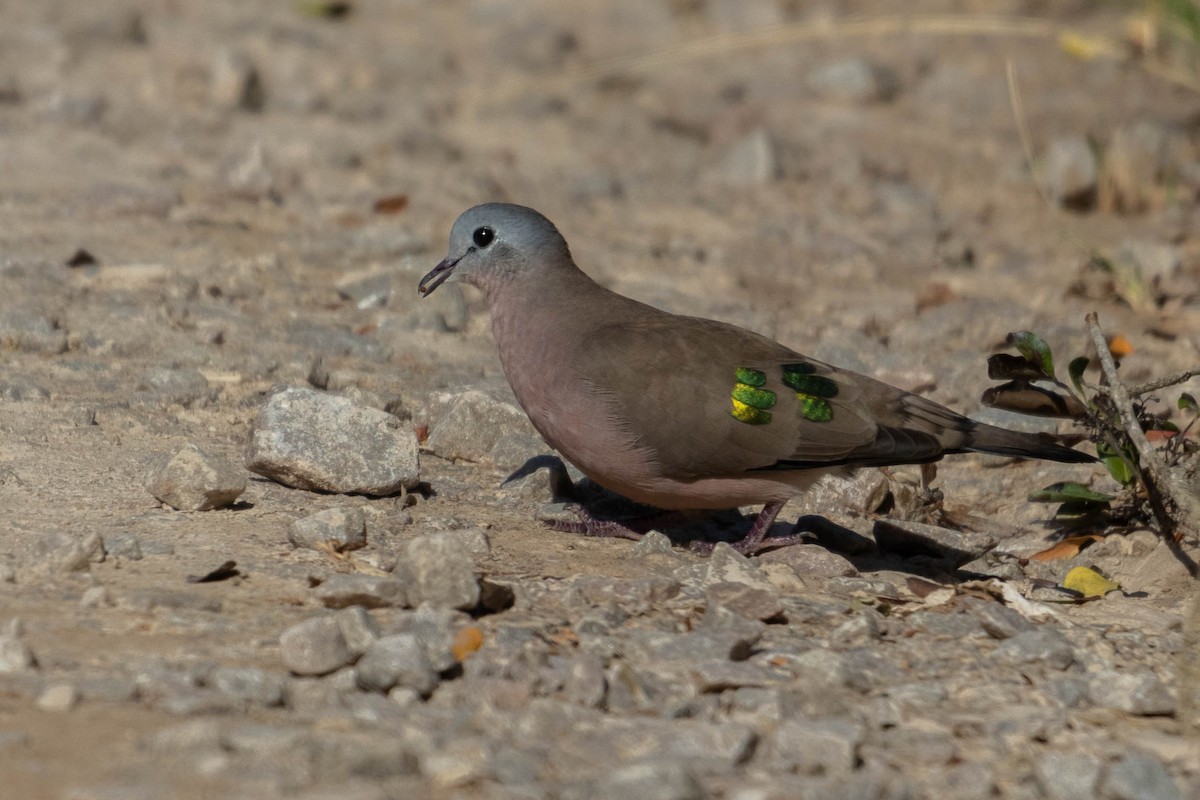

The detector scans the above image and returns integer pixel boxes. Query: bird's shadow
[504,455,982,583]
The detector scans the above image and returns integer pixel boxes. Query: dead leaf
[915,282,956,313]
[372,193,409,214]
[1107,334,1134,358]
[186,561,240,583]
[1029,534,1104,561]
[451,627,484,661]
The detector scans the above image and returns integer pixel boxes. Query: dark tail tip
[967,426,1096,464]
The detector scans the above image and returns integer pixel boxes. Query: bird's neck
[486,266,606,404]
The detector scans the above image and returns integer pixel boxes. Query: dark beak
[417,255,460,297]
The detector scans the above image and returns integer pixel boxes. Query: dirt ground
[2,1,1200,798]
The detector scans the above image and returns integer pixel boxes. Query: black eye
[472,226,495,248]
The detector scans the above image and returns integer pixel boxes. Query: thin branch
[1129,367,1200,397]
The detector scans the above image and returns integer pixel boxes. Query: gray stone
[221,723,307,756]
[906,610,986,639]
[705,542,773,590]
[335,606,381,657]
[1117,240,1181,284]
[438,527,491,561]
[279,616,356,676]
[35,683,78,712]
[135,367,211,406]
[146,443,245,511]
[1044,135,1097,208]
[424,389,542,470]
[1034,752,1101,800]
[219,141,275,197]
[207,666,287,707]
[705,581,784,622]
[592,760,703,800]
[1087,669,1174,716]
[399,533,480,610]
[316,574,407,609]
[1101,754,1181,800]
[355,634,438,697]
[771,717,864,775]
[210,48,264,111]
[101,534,143,560]
[807,58,900,103]
[716,128,778,187]
[622,628,760,665]
[995,629,1076,670]
[563,654,607,708]
[29,531,105,574]
[758,544,859,578]
[79,586,111,608]
[631,530,674,556]
[830,609,884,646]
[246,386,420,495]
[381,607,464,672]
[565,575,681,614]
[0,632,36,672]
[0,309,67,353]
[664,719,758,767]
[960,596,1034,639]
[873,519,996,565]
[790,648,856,692]
[288,507,367,553]
[336,268,393,309]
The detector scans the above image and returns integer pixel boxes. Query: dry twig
[1085,312,1200,540]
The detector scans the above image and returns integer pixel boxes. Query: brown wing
[572,307,959,479]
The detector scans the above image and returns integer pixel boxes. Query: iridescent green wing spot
[781,363,838,398]
[734,366,767,387]
[730,367,774,425]
[798,395,833,422]
[782,363,837,423]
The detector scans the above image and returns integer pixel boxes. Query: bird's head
[418,203,571,299]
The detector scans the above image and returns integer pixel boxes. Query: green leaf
[1068,357,1090,397]
[1179,392,1199,415]
[1006,331,1055,380]
[1028,482,1114,504]
[1101,453,1136,485]
[1095,440,1137,486]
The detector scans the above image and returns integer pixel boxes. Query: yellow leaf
[1058,32,1119,61]
[1061,566,1120,598]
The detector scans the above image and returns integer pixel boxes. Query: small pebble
[288,507,367,553]
[36,684,79,712]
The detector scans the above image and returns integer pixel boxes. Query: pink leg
[691,502,813,555]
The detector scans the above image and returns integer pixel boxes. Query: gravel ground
[2,1,1200,798]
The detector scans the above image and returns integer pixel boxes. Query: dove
[419,203,1093,553]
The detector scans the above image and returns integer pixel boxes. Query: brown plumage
[419,203,1093,553]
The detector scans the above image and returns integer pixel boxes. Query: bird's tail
[963,423,1095,464]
